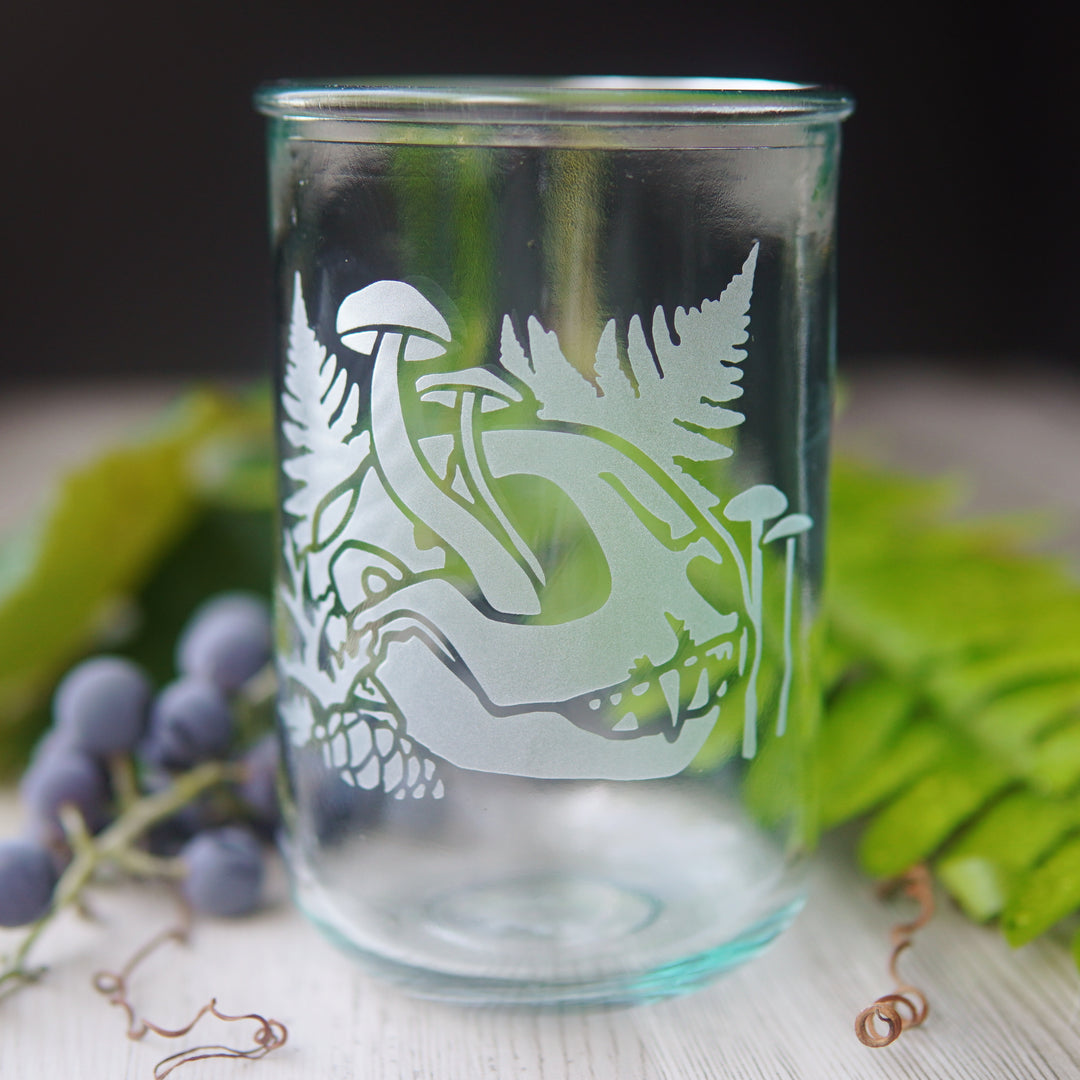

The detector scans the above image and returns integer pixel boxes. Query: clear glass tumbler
[256,78,853,1005]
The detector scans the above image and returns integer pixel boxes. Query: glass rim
[254,77,855,125]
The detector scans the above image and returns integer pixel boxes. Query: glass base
[285,777,806,1007]
[302,878,802,1006]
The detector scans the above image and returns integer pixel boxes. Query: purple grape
[20,747,110,834]
[53,656,152,758]
[141,768,226,850]
[176,592,272,694]
[180,826,264,917]
[144,678,233,770]
[0,838,58,926]
[237,734,281,827]
[28,724,79,766]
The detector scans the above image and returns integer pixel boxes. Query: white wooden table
[1,366,1079,1079]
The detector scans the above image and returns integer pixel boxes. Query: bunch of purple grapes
[0,593,280,929]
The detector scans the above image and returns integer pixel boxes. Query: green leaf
[937,791,1080,921]
[857,742,1012,878]
[817,673,918,826]
[950,679,1080,759]
[927,640,1080,717]
[826,456,1080,956]
[827,460,1069,678]
[1027,717,1080,795]
[123,506,274,685]
[0,388,272,767]
[1003,835,1080,946]
[822,718,950,829]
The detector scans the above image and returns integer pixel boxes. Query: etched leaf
[276,533,344,710]
[499,245,758,484]
[281,274,371,538]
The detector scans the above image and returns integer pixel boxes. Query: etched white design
[277,248,813,790]
[499,245,755,493]
[278,277,443,798]
[281,293,371,555]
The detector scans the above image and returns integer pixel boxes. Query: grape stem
[108,755,141,815]
[0,760,243,997]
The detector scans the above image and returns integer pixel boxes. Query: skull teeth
[659,669,681,728]
[689,667,712,710]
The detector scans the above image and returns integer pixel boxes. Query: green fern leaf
[937,791,1080,921]
[1003,836,1080,946]
[821,716,950,829]
[856,740,1011,878]
[826,456,1080,965]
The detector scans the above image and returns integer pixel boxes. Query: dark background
[1,2,1074,387]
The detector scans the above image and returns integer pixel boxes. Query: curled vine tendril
[92,906,287,1077]
[855,863,934,1048]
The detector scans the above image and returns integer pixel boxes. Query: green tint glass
[258,77,853,1005]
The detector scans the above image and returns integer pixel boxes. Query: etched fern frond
[278,531,350,713]
[281,274,371,535]
[499,245,758,477]
[648,242,757,437]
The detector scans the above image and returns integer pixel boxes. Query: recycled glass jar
[256,77,853,1005]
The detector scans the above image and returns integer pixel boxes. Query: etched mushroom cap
[723,484,788,523]
[336,280,451,360]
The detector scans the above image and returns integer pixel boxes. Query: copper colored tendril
[92,907,287,1077]
[855,863,934,1048]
